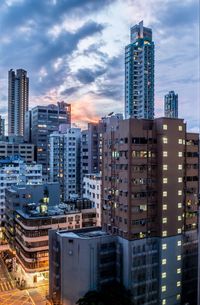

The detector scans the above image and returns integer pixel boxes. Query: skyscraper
[125,21,154,119]
[8,69,29,136]
[164,90,178,118]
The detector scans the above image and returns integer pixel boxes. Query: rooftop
[57,227,109,239]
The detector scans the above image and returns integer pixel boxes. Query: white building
[0,157,42,225]
[49,127,81,201]
[83,174,101,226]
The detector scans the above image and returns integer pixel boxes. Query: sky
[0,0,199,131]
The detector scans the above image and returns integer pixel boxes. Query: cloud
[75,66,107,84]
[0,0,199,132]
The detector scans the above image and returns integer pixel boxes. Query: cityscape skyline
[0,0,199,131]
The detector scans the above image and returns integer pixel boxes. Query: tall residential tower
[164,90,178,118]
[8,69,29,136]
[125,21,154,119]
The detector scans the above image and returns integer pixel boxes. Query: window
[178,190,182,196]
[178,152,182,157]
[177,281,181,287]
[163,164,168,170]
[163,204,167,210]
[178,139,182,144]
[163,191,167,197]
[163,124,168,130]
[162,300,166,305]
[163,178,168,184]
[162,272,167,278]
[163,137,168,144]
[178,177,182,183]
[178,202,182,208]
[178,164,182,170]
[178,216,182,221]
[163,151,168,157]
[162,218,167,224]
[177,268,181,274]
[162,231,167,237]
[177,255,181,261]
[162,244,167,250]
[177,240,181,246]
[162,259,167,265]
[162,285,166,292]
[177,294,181,300]
[178,126,183,131]
[177,228,182,234]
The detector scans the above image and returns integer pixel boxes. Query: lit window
[162,244,167,250]
[163,191,167,197]
[177,294,181,300]
[162,259,167,265]
[177,255,181,261]
[177,268,181,274]
[177,228,182,234]
[163,165,168,170]
[178,177,182,183]
[162,300,166,305]
[178,139,182,144]
[178,202,182,208]
[177,241,181,246]
[163,204,167,210]
[162,285,166,292]
[162,231,167,237]
[178,126,183,131]
[163,137,168,144]
[178,190,182,196]
[163,178,168,184]
[177,281,181,287]
[163,151,168,157]
[178,164,182,170]
[163,124,168,130]
[178,152,182,157]
[178,216,182,221]
[162,272,167,278]
[162,218,167,224]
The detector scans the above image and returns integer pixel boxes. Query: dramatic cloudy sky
[0,0,199,130]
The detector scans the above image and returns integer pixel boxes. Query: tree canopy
[76,282,134,305]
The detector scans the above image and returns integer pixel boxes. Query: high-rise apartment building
[81,123,100,187]
[49,127,81,200]
[125,21,154,119]
[164,91,178,118]
[0,116,5,136]
[102,117,198,305]
[25,102,71,176]
[48,117,199,305]
[8,69,29,136]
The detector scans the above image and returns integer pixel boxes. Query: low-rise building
[0,157,42,225]
[49,228,117,305]
[5,184,97,287]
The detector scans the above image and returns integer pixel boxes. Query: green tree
[76,282,133,305]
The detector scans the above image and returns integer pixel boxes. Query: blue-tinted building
[164,91,178,118]
[125,21,154,119]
